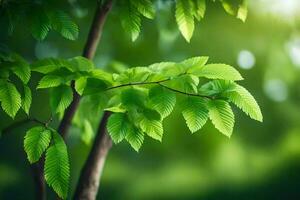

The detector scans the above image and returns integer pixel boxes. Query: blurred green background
[1,0,300,199]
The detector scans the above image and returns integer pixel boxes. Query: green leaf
[0,80,21,118]
[72,94,106,133]
[220,0,247,22]
[183,56,209,70]
[107,113,131,143]
[81,119,94,145]
[10,54,31,84]
[22,85,32,115]
[30,9,51,40]
[140,117,163,141]
[50,85,73,113]
[104,105,126,113]
[149,85,176,118]
[31,58,72,74]
[139,109,163,141]
[116,67,151,83]
[200,80,262,122]
[90,69,114,85]
[120,0,142,41]
[45,131,70,199]
[208,100,234,137]
[165,74,199,93]
[49,68,77,82]
[221,0,239,16]
[199,79,235,96]
[237,0,248,22]
[130,0,155,19]
[24,126,52,163]
[121,88,147,108]
[224,84,263,122]
[190,63,243,81]
[37,75,65,89]
[182,97,209,133]
[125,126,144,152]
[193,0,206,21]
[68,56,95,72]
[175,0,195,42]
[81,78,108,95]
[48,11,79,40]
[149,62,177,73]
[74,77,86,95]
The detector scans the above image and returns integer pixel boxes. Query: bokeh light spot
[237,50,256,70]
[286,37,300,68]
[264,79,288,102]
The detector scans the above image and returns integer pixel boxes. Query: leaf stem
[1,117,48,135]
[104,76,213,99]
[105,78,171,90]
[157,83,213,99]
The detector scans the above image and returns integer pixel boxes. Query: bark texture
[31,162,46,200]
[73,112,112,200]
[59,0,113,139]
[71,0,114,199]
[31,0,114,199]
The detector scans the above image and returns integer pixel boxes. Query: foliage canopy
[0,0,257,199]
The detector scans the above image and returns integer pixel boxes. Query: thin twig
[158,83,213,99]
[105,78,171,90]
[105,72,191,91]
[104,77,213,99]
[1,118,47,135]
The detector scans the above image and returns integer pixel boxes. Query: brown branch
[31,159,46,200]
[1,117,48,200]
[2,118,47,200]
[30,0,114,200]
[58,0,113,139]
[58,81,80,140]
[1,118,47,135]
[72,1,115,198]
[73,112,112,200]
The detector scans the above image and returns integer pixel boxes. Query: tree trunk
[59,0,114,139]
[73,112,112,200]
[31,0,114,199]
[31,162,46,200]
[72,1,115,199]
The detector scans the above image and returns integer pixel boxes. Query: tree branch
[73,112,112,200]
[31,159,46,200]
[105,77,213,99]
[0,116,49,200]
[2,118,47,200]
[31,0,114,199]
[1,117,48,135]
[105,78,171,90]
[72,1,115,198]
[58,0,113,140]
[158,83,213,99]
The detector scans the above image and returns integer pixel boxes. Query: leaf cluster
[30,56,262,153]
[0,0,78,40]
[0,1,256,199]
[0,51,31,118]
[1,0,247,42]
[24,126,70,199]
[0,52,262,200]
[1,41,261,200]
[116,0,248,42]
